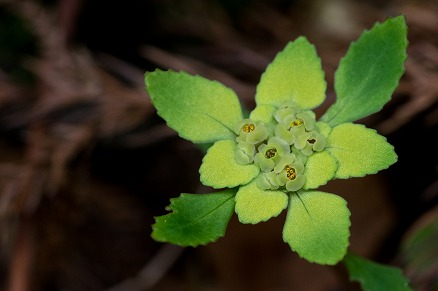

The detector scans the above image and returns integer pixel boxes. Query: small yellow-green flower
[146,16,407,265]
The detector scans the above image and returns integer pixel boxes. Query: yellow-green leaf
[145,70,243,143]
[249,104,276,124]
[303,151,338,189]
[283,191,351,265]
[200,140,259,188]
[235,180,288,224]
[256,37,326,109]
[327,123,397,179]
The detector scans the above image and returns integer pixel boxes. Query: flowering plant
[145,15,411,289]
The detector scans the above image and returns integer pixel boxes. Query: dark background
[1,0,438,290]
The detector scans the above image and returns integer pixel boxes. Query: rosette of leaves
[145,15,407,269]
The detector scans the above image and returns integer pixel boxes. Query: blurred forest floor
[1,0,438,290]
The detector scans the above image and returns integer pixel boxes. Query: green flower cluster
[235,102,326,192]
[146,16,407,266]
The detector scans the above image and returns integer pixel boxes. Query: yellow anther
[242,123,255,133]
[290,119,303,128]
[284,165,297,180]
[265,148,277,159]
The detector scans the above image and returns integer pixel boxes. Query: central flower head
[235,102,326,192]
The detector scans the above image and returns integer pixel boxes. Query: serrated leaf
[283,191,351,265]
[200,140,259,189]
[326,123,397,179]
[343,252,412,291]
[235,180,288,224]
[303,151,338,190]
[256,37,326,109]
[145,69,243,143]
[152,190,236,247]
[321,16,408,126]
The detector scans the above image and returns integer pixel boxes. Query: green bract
[146,16,407,266]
